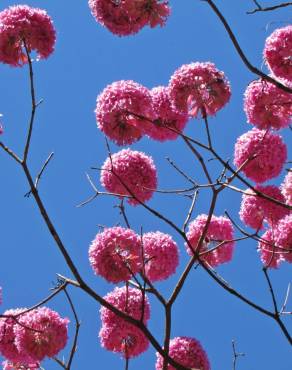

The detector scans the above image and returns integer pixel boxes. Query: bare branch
[247,1,292,14]
[232,340,245,370]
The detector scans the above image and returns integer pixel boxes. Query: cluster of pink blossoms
[88,0,170,36]
[169,62,231,117]
[264,25,292,82]
[239,185,290,230]
[281,170,292,206]
[0,5,56,67]
[89,226,179,283]
[99,286,150,358]
[185,214,235,267]
[237,26,292,268]
[243,26,292,130]
[95,62,231,146]
[155,336,210,370]
[89,226,142,283]
[148,86,188,141]
[244,79,292,130]
[95,80,155,146]
[258,214,292,268]
[100,148,157,205]
[0,307,68,366]
[234,128,287,183]
[142,231,179,281]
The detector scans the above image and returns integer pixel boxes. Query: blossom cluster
[155,336,210,370]
[88,0,171,36]
[99,286,150,358]
[0,307,69,367]
[0,5,56,66]
[89,226,179,283]
[185,214,235,267]
[95,62,231,146]
[236,25,291,268]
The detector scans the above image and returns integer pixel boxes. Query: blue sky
[0,1,291,369]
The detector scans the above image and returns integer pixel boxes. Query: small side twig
[247,1,292,14]
[232,340,245,370]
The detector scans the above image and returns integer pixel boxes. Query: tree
[0,1,291,369]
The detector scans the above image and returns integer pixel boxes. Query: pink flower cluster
[185,214,235,267]
[2,360,40,369]
[142,231,179,281]
[88,0,170,36]
[234,128,287,183]
[95,62,232,145]
[155,336,210,370]
[258,214,292,268]
[99,286,150,358]
[264,25,292,81]
[239,185,289,230]
[95,80,154,146]
[244,79,292,130]
[281,170,292,206]
[148,86,188,141]
[168,62,231,117]
[101,148,157,205]
[0,5,56,67]
[0,307,68,365]
[89,226,142,283]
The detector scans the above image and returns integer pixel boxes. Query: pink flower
[0,5,56,67]
[264,26,292,81]
[274,214,292,263]
[142,231,179,281]
[239,185,289,230]
[155,336,210,370]
[100,286,150,325]
[89,226,142,283]
[100,148,157,205]
[258,229,283,268]
[234,128,287,183]
[168,62,231,117]
[281,170,292,206]
[88,0,170,36]
[0,309,31,364]
[2,360,40,370]
[99,286,150,358]
[95,80,155,146]
[14,307,69,362]
[258,214,292,268]
[146,86,188,141]
[185,214,235,267]
[99,322,149,358]
[243,79,292,130]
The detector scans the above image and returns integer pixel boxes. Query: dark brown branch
[0,142,22,163]
[23,40,37,163]
[247,1,292,14]
[64,288,80,370]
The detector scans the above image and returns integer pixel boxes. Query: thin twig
[64,288,80,370]
[280,283,291,315]
[0,142,22,163]
[23,40,37,163]
[247,1,292,14]
[232,340,245,370]
[183,191,199,233]
[25,152,54,197]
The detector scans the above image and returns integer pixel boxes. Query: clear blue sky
[0,1,291,369]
